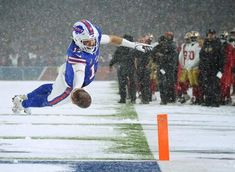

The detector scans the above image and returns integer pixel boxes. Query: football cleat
[12,95,31,115]
[178,94,190,104]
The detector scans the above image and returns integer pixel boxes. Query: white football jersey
[179,42,201,69]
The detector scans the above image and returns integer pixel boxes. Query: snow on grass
[0,81,153,161]
[135,91,235,172]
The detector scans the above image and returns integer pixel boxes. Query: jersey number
[184,51,195,61]
[90,65,95,80]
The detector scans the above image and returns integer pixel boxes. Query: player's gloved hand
[134,43,153,53]
[155,52,164,57]
[143,45,153,52]
[216,71,222,79]
[160,69,166,75]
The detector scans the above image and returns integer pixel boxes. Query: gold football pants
[179,68,199,87]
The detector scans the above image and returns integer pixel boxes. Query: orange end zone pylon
[157,114,170,160]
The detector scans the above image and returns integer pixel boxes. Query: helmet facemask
[191,36,197,43]
[190,31,200,43]
[81,38,97,53]
[73,31,97,54]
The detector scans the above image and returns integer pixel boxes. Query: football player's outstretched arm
[100,34,151,52]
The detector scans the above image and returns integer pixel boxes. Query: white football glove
[216,71,222,79]
[121,38,153,53]
[160,69,166,75]
[134,43,153,52]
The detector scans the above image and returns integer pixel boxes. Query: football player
[178,32,192,103]
[12,19,151,114]
[178,31,202,104]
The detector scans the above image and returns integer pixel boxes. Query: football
[71,88,91,108]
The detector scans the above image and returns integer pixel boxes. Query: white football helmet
[72,19,99,54]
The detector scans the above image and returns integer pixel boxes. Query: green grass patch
[107,104,154,160]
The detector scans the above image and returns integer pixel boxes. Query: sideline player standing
[178,31,202,104]
[178,32,192,103]
[12,19,150,114]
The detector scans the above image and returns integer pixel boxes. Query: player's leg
[117,68,127,103]
[158,72,167,105]
[27,83,53,99]
[12,67,64,113]
[12,63,73,114]
[22,84,53,107]
[47,63,74,106]
[22,64,69,108]
[178,69,190,103]
[128,70,137,103]
[190,68,203,104]
[12,83,53,114]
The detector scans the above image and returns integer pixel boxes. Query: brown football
[71,88,91,108]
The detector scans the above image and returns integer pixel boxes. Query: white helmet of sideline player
[72,19,99,54]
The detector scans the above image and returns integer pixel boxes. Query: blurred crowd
[0,45,64,67]
[110,28,235,107]
[1,0,234,67]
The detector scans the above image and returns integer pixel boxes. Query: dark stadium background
[1,0,234,67]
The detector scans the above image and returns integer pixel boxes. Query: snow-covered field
[0,81,235,172]
[136,99,235,172]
